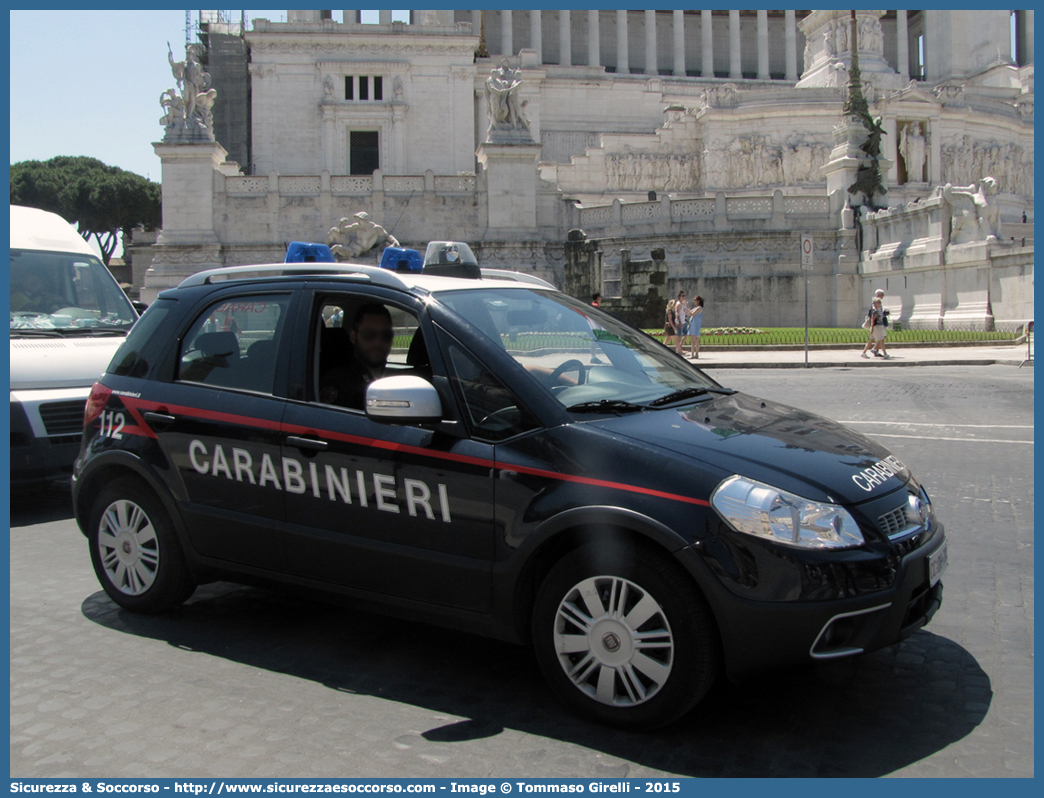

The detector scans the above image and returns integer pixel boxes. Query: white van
[10,205,139,485]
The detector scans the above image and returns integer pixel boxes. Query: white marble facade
[147,9,1033,327]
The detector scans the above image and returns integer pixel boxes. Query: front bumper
[677,524,947,676]
[10,391,87,485]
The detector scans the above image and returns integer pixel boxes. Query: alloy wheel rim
[553,575,674,707]
[98,500,159,596]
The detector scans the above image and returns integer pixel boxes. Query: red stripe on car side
[119,396,709,507]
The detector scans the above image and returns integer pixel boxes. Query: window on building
[373,76,383,101]
[359,75,369,100]
[345,76,353,100]
[350,131,380,175]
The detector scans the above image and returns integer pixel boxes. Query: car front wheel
[532,543,718,729]
[87,477,196,613]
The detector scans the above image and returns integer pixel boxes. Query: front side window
[313,296,426,410]
[10,249,136,334]
[440,331,538,442]
[434,288,719,411]
[178,294,289,393]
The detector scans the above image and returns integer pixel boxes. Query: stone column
[673,10,685,76]
[559,10,572,66]
[897,9,910,79]
[756,10,769,79]
[645,10,657,76]
[470,9,480,36]
[785,10,797,80]
[379,10,391,24]
[342,10,357,25]
[322,112,335,174]
[588,10,600,67]
[1016,10,1034,65]
[392,105,407,175]
[729,10,741,79]
[501,9,513,56]
[530,10,542,63]
[616,10,629,74]
[701,10,713,78]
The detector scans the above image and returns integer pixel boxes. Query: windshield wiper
[567,399,646,414]
[648,386,736,407]
[56,327,128,336]
[10,328,64,337]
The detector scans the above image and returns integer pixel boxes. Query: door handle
[286,436,328,451]
[143,411,176,426]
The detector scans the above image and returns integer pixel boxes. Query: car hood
[587,391,909,506]
[10,337,123,390]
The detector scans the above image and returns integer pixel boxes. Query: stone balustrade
[577,190,836,231]
[224,169,477,199]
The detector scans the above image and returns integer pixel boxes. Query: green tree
[10,156,161,265]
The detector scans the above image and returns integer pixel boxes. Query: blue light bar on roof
[379,247,424,272]
[285,241,335,263]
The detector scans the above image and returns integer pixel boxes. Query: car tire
[532,543,719,730]
[87,477,196,613]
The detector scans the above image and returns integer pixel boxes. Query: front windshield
[10,249,137,334]
[435,288,720,409]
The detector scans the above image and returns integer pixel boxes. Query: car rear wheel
[87,477,196,613]
[532,544,718,729]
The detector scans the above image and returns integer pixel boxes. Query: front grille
[878,506,908,537]
[39,400,87,436]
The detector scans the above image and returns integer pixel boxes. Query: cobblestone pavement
[9,367,1033,778]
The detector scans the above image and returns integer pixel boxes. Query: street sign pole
[800,234,814,368]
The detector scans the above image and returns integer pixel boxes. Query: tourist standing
[664,298,678,349]
[687,295,704,359]
[674,291,690,355]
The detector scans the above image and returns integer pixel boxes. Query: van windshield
[10,249,137,335]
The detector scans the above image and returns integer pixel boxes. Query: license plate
[928,541,948,586]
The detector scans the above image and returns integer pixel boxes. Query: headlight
[710,475,864,550]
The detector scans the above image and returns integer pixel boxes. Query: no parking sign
[801,233,814,269]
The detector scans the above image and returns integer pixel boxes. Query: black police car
[73,243,947,730]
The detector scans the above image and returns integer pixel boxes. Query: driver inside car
[10,269,65,314]
[319,303,394,409]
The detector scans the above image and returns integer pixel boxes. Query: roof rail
[176,262,411,290]
[480,268,556,289]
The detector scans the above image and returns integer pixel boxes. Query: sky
[8,10,409,182]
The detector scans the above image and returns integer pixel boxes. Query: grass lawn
[643,327,1019,346]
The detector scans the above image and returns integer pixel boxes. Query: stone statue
[899,122,927,182]
[323,75,335,100]
[393,75,404,101]
[485,59,530,135]
[162,41,215,142]
[942,177,1003,244]
[326,212,401,261]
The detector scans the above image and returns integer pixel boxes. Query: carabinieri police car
[73,241,947,730]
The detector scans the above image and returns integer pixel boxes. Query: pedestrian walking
[687,295,704,359]
[589,293,605,364]
[664,298,678,349]
[674,291,690,355]
[861,298,889,358]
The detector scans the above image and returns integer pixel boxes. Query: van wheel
[532,544,718,730]
[87,478,196,613]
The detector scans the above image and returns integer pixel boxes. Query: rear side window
[178,295,290,393]
[109,300,175,377]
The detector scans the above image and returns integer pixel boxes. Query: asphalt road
[9,366,1034,778]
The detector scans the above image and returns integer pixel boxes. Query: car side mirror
[365,375,443,425]
[132,301,149,315]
